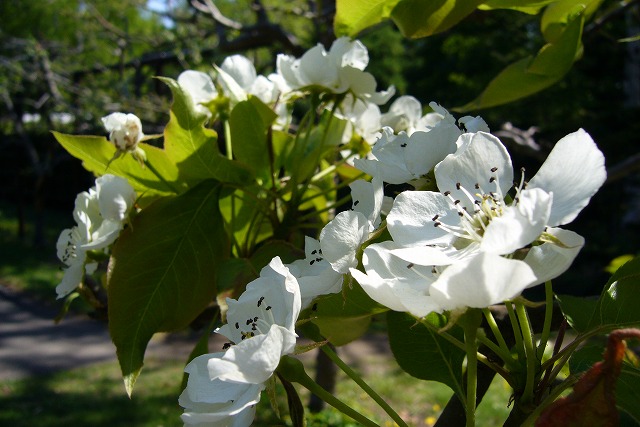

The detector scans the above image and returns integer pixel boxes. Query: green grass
[0,346,513,427]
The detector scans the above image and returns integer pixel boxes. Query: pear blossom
[180,257,301,425]
[384,129,605,304]
[319,176,383,273]
[276,37,394,104]
[56,175,135,298]
[380,96,446,135]
[177,70,218,118]
[286,236,343,308]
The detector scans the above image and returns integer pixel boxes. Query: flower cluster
[351,129,605,316]
[55,174,136,298]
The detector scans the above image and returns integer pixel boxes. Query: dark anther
[235,322,239,329]
[432,214,439,221]
[444,191,451,196]
[400,143,407,147]
[266,306,272,310]
[454,199,460,205]
[475,183,480,189]
[489,177,496,183]
[354,200,360,206]
[407,263,414,269]
[491,167,498,172]
[257,296,265,307]
[223,342,232,350]
[456,182,461,190]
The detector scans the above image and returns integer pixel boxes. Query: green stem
[515,302,537,404]
[505,302,525,362]
[224,120,233,160]
[481,308,515,364]
[536,281,554,360]
[321,345,409,427]
[279,357,380,427]
[462,320,479,427]
[143,158,179,193]
[476,334,518,370]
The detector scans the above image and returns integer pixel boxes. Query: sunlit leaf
[52,132,180,204]
[478,0,556,14]
[390,0,484,38]
[334,0,402,37]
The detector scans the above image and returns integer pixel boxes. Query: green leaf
[541,0,603,43]
[334,0,402,37]
[228,97,277,181]
[249,240,304,271]
[108,180,228,396]
[279,375,306,427]
[588,256,640,330]
[556,294,599,333]
[390,0,484,39]
[455,10,584,111]
[309,281,388,346]
[478,0,556,14]
[52,132,180,203]
[560,257,640,334]
[387,311,466,399]
[159,77,255,186]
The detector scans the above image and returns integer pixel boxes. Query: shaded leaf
[556,294,599,333]
[309,281,388,346]
[108,180,227,396]
[229,97,277,181]
[278,374,306,427]
[456,11,584,111]
[387,310,466,399]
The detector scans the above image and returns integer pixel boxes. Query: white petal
[430,253,537,311]
[381,96,422,132]
[56,257,85,299]
[95,174,135,222]
[435,132,513,212]
[404,125,460,178]
[528,129,606,227]
[480,188,552,255]
[349,176,383,229]
[387,191,458,246]
[299,44,337,88]
[523,227,585,287]
[330,37,369,70]
[177,70,218,116]
[389,246,454,266]
[350,242,439,317]
[221,55,257,90]
[215,65,248,103]
[208,325,294,384]
[319,210,369,273]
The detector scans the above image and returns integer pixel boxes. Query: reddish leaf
[536,328,640,427]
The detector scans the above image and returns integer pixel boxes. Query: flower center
[231,295,276,344]
[432,167,527,249]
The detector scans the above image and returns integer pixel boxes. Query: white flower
[177,70,218,118]
[287,236,344,308]
[380,96,447,135]
[386,129,605,292]
[180,257,301,426]
[319,177,383,273]
[56,175,135,298]
[216,257,301,347]
[276,37,394,104]
[101,112,144,152]
[332,95,382,144]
